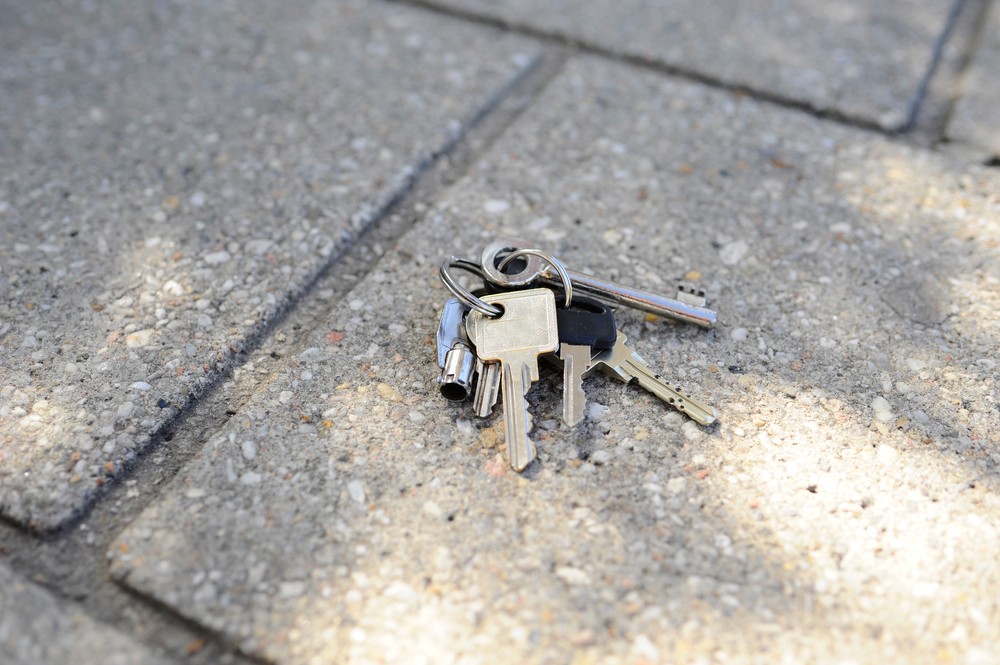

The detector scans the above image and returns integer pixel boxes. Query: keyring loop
[439,256,503,318]
[497,248,574,307]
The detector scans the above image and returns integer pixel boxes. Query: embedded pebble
[667,477,687,493]
[731,327,748,341]
[483,199,510,213]
[125,330,156,348]
[871,396,894,422]
[131,382,152,391]
[586,402,609,421]
[376,383,402,402]
[241,441,257,461]
[906,358,927,371]
[347,480,366,504]
[203,250,232,265]
[455,418,474,436]
[591,450,612,465]
[719,240,749,265]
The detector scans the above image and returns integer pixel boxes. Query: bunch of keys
[436,238,719,472]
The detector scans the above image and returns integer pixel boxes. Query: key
[436,297,476,401]
[555,296,617,426]
[584,330,719,425]
[467,287,502,416]
[466,288,559,471]
[480,238,717,328]
[472,358,501,417]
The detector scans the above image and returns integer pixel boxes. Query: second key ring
[438,256,503,318]
[497,248,574,308]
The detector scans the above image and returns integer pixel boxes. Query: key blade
[502,359,537,471]
[560,343,590,427]
[624,355,719,425]
[437,298,469,367]
[473,359,501,417]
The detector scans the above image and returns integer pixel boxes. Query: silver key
[466,289,559,471]
[584,331,719,425]
[480,238,716,328]
[436,298,476,401]
[559,344,591,426]
[472,358,501,417]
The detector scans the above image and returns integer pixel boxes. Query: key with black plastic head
[556,296,617,426]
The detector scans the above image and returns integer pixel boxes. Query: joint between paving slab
[933,0,997,150]
[3,47,562,538]
[900,0,990,141]
[391,0,907,137]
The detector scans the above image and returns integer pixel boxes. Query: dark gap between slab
[392,0,911,136]
[904,0,992,142]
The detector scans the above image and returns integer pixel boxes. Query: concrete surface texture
[108,55,1000,665]
[416,0,959,129]
[1,0,998,664]
[0,0,536,531]
[0,562,176,665]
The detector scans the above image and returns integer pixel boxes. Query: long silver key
[584,330,719,425]
[472,358,501,417]
[481,238,716,328]
[466,289,559,471]
[436,298,476,401]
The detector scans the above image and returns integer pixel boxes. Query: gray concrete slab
[420,0,957,130]
[947,5,1000,156]
[0,0,538,530]
[109,56,1000,664]
[0,562,176,665]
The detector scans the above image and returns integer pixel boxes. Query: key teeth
[675,283,708,308]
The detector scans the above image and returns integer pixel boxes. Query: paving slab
[947,4,1000,156]
[0,0,538,530]
[420,0,957,130]
[0,561,176,665]
[110,56,1000,664]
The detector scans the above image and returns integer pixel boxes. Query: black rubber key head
[556,296,617,350]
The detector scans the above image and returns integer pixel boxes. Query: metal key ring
[497,248,574,308]
[439,256,503,318]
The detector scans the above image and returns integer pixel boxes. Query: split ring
[438,256,503,318]
[497,248,574,308]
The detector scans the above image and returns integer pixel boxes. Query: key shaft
[473,358,501,417]
[500,357,537,471]
[620,353,718,425]
[586,331,719,425]
[466,289,558,472]
[538,267,716,328]
[480,239,716,328]
[559,343,590,427]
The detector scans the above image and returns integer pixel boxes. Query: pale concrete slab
[0,562,175,665]
[0,0,538,530]
[110,57,1000,664]
[423,0,958,129]
[947,5,1000,156]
